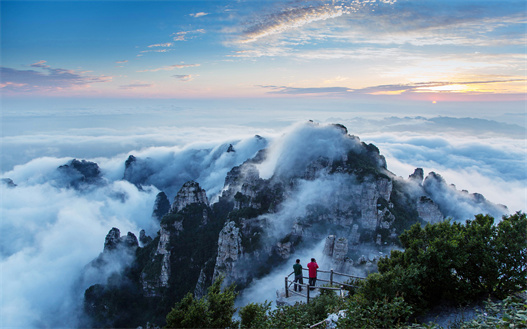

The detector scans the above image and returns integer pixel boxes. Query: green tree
[337,294,412,329]
[165,292,209,328]
[165,276,238,328]
[207,277,238,329]
[372,212,527,312]
[454,214,499,299]
[494,212,527,297]
[239,301,272,329]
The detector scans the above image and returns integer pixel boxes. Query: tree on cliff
[365,211,527,313]
[165,276,238,329]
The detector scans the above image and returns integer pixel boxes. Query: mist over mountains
[1,121,520,328]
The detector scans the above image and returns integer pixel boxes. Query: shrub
[372,213,527,313]
[460,295,527,329]
[337,294,413,329]
[239,301,272,329]
[165,276,237,329]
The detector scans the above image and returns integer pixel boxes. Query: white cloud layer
[1,103,525,327]
[0,179,159,328]
[0,134,270,327]
[0,61,112,93]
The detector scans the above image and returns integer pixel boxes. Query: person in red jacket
[307,258,319,290]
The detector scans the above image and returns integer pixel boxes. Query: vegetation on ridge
[164,212,526,328]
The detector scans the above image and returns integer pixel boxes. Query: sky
[0,1,526,327]
[1,0,526,100]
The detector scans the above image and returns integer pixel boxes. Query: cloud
[0,100,280,174]
[0,177,159,328]
[342,3,527,47]
[239,3,348,43]
[0,61,112,93]
[139,49,174,54]
[260,78,526,96]
[352,79,527,95]
[119,83,155,89]
[172,29,205,41]
[30,60,50,68]
[173,74,196,81]
[0,133,271,327]
[115,60,128,64]
[1,117,525,327]
[137,41,174,57]
[147,42,173,48]
[117,135,269,200]
[235,0,400,44]
[260,85,351,95]
[337,116,527,212]
[190,12,208,18]
[376,134,526,183]
[256,121,360,179]
[227,46,292,58]
[137,64,200,72]
[231,0,524,60]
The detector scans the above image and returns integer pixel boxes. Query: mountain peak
[170,181,209,213]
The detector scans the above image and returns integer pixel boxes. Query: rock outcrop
[213,221,244,286]
[170,181,209,213]
[139,229,152,246]
[141,180,216,297]
[141,222,172,296]
[194,269,208,299]
[57,159,104,189]
[1,178,17,188]
[103,227,139,252]
[152,192,171,221]
[423,171,507,219]
[417,196,444,224]
[104,227,121,252]
[359,178,393,230]
[123,155,154,187]
[323,235,353,273]
[81,228,139,296]
[409,168,424,184]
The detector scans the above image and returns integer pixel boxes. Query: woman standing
[307,258,319,290]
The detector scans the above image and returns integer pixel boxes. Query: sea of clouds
[1,137,269,328]
[1,101,525,328]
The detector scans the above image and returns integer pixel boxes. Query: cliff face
[170,181,209,212]
[82,122,508,328]
[213,221,245,285]
[210,127,400,285]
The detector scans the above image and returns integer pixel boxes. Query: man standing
[293,259,303,292]
[307,258,319,290]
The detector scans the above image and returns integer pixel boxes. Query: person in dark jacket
[307,258,319,290]
[293,259,303,292]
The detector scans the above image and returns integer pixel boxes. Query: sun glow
[417,84,468,93]
[369,90,407,95]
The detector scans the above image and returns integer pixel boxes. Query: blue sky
[1,0,525,100]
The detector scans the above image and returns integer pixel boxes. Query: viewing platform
[277,268,366,306]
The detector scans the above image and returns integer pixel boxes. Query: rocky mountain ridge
[4,122,507,328]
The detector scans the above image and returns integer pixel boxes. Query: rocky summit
[80,122,508,328]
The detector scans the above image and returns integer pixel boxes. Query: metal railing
[284,268,365,304]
